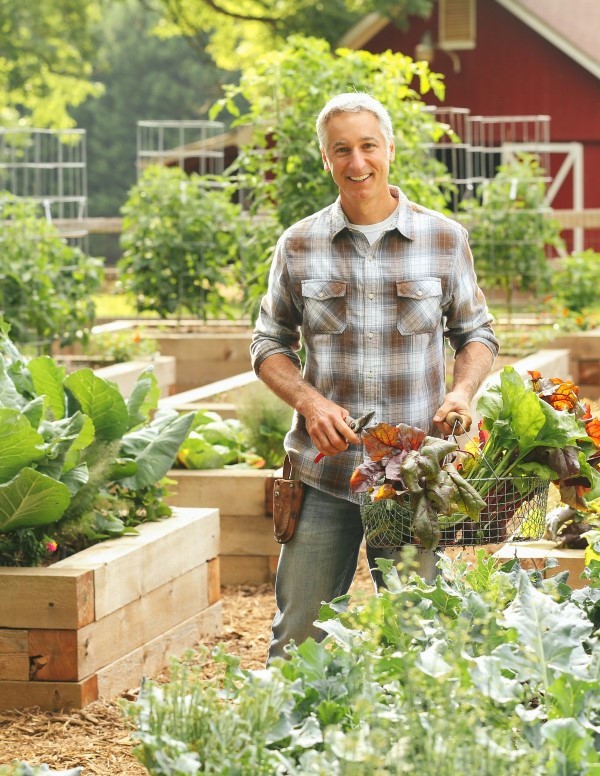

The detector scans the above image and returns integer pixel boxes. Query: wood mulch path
[0,553,374,775]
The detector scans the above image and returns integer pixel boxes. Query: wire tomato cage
[359,416,549,549]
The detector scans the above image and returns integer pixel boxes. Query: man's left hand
[433,392,473,436]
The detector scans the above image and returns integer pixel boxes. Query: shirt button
[368,293,374,300]
[319,292,324,298]
[416,290,423,297]
[368,332,374,339]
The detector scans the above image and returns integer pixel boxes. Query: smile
[349,174,371,182]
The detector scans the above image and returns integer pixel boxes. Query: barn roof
[340,0,600,81]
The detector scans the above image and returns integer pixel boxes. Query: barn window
[438,0,476,50]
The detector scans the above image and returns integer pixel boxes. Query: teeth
[350,174,370,181]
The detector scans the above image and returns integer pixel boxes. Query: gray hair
[316,92,394,150]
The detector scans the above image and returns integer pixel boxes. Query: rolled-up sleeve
[250,236,304,375]
[444,227,500,359]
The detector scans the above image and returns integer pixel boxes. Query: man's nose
[348,148,366,169]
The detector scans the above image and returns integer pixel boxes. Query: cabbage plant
[0,322,194,565]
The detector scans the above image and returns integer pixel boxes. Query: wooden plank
[95,602,223,699]
[221,515,279,556]
[0,569,94,630]
[493,541,588,589]
[220,555,278,586]
[207,558,220,605]
[74,563,211,680]
[167,470,275,516]
[95,355,176,399]
[158,370,257,410]
[28,630,78,682]
[0,675,98,712]
[53,508,219,619]
[0,632,29,680]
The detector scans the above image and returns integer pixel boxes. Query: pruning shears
[314,410,376,463]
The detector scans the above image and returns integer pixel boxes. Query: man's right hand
[301,396,361,460]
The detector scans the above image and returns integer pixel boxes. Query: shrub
[0,194,103,351]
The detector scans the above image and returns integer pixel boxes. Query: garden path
[0,552,374,774]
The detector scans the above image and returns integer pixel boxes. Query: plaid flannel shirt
[251,186,499,503]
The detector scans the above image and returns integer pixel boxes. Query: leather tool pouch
[272,455,304,544]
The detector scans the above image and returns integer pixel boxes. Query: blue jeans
[268,485,439,662]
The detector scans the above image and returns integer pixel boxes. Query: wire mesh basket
[360,476,549,549]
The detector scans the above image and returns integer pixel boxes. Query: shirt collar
[329,185,415,241]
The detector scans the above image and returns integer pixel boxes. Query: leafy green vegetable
[0,323,194,564]
[124,553,600,774]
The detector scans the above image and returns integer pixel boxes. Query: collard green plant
[124,551,600,775]
[0,194,103,351]
[119,167,248,321]
[0,322,194,565]
[460,153,564,317]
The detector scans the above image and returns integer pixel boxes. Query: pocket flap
[396,278,441,300]
[302,280,347,300]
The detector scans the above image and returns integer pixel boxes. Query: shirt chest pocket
[396,278,442,335]
[301,280,347,334]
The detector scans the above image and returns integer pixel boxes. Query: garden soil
[0,552,375,775]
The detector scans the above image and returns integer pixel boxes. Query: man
[250,92,499,661]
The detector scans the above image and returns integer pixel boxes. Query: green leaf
[0,468,71,532]
[28,355,66,420]
[126,367,159,429]
[60,463,89,496]
[0,409,45,483]
[117,411,195,489]
[470,655,523,703]
[541,718,599,774]
[0,357,23,409]
[496,570,593,686]
[64,369,128,441]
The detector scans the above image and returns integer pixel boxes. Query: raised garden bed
[92,320,254,394]
[0,508,221,711]
[167,469,280,586]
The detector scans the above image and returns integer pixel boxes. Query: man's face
[321,110,395,221]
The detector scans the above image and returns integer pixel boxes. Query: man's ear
[389,142,395,162]
[321,148,330,171]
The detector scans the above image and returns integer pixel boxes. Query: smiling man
[250,92,499,662]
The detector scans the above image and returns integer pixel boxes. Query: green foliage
[175,409,271,470]
[119,166,247,320]
[0,0,102,128]
[124,553,600,774]
[81,329,158,363]
[0,195,104,351]
[0,323,194,566]
[469,366,600,508]
[235,383,293,468]
[156,0,434,71]
[72,0,232,216]
[551,249,600,314]
[461,154,565,316]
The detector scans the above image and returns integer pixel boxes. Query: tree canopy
[0,0,104,127]
[155,0,434,70]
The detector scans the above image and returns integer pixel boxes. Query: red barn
[341,0,600,251]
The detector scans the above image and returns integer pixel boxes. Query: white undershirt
[348,206,399,246]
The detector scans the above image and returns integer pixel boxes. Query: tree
[73,0,231,215]
[155,0,434,70]
[0,0,104,128]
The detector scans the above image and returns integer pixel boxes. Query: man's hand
[433,391,473,436]
[301,396,361,459]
